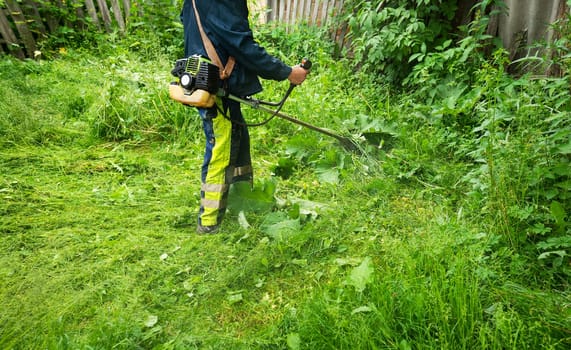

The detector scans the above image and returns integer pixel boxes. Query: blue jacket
[181,0,292,96]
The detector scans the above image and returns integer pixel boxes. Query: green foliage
[512,2,571,76]
[22,0,183,59]
[293,231,488,348]
[404,1,502,102]
[254,22,336,64]
[228,180,277,214]
[355,0,571,282]
[345,0,459,83]
[2,6,571,349]
[30,0,102,53]
[453,55,571,280]
[126,0,184,58]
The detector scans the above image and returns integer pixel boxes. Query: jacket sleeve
[204,1,292,82]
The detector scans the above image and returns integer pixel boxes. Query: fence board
[311,0,320,25]
[85,0,101,28]
[279,0,286,23]
[5,0,36,57]
[62,0,76,29]
[320,0,329,25]
[267,0,276,21]
[304,0,312,21]
[284,0,291,26]
[122,0,131,22]
[44,0,59,32]
[96,0,112,32]
[72,0,87,30]
[0,7,25,58]
[266,0,345,28]
[110,0,125,32]
[22,0,47,36]
[290,0,299,23]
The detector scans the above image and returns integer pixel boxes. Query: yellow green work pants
[197,98,253,227]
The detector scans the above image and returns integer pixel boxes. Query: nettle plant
[404,0,502,105]
[346,0,458,83]
[452,49,571,280]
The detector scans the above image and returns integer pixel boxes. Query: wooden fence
[0,0,348,59]
[2,0,569,65]
[0,0,135,58]
[265,0,348,49]
[266,0,344,26]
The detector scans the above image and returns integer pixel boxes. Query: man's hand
[288,65,309,85]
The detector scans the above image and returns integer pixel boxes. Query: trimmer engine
[171,55,220,94]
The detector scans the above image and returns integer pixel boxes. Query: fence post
[303,0,311,23]
[96,0,112,32]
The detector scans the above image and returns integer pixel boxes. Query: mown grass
[1,40,570,349]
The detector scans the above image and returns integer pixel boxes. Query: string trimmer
[169,56,362,153]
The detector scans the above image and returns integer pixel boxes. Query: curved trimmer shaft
[226,94,361,153]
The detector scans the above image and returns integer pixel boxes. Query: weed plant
[1,7,571,350]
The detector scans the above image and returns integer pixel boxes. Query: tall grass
[293,223,568,349]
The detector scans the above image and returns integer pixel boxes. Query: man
[181,0,308,234]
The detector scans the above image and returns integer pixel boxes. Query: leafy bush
[125,0,184,58]
[254,22,336,65]
[345,0,459,84]
[404,1,502,102]
[394,47,570,283]
[30,0,103,54]
[355,0,571,282]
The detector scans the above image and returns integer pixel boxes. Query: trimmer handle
[255,57,311,109]
[287,58,312,89]
[300,58,312,71]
